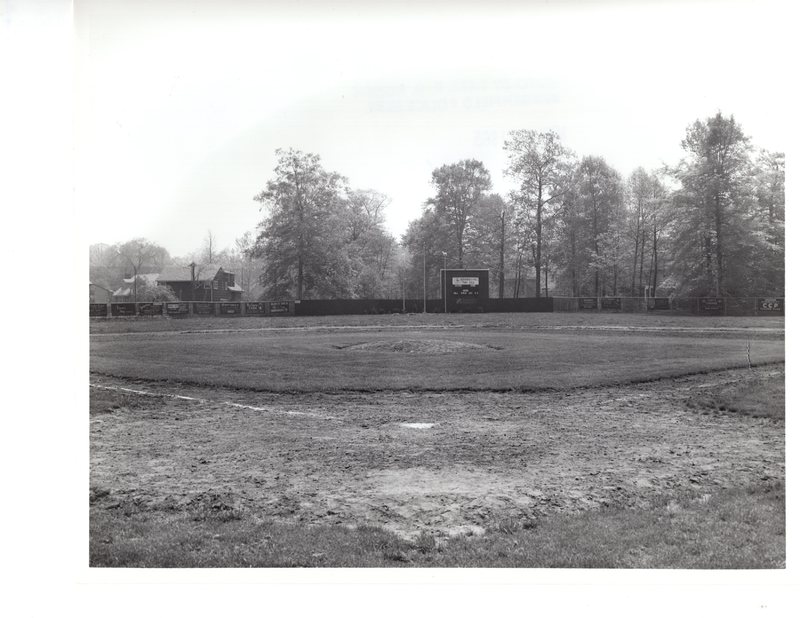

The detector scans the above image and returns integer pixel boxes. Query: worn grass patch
[91,482,784,568]
[686,369,784,420]
[439,482,785,568]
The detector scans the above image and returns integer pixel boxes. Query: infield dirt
[90,365,784,541]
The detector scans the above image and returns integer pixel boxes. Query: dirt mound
[338,339,501,353]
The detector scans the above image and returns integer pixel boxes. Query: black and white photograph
[5,0,797,614]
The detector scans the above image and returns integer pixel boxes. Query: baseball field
[89,313,785,567]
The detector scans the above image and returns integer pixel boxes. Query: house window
[213,281,218,290]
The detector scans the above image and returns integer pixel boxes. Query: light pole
[422,245,427,313]
[442,251,448,314]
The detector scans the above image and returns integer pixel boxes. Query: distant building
[112,273,160,302]
[157,263,242,302]
[89,282,113,303]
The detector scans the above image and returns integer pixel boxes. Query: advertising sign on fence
[111,303,136,317]
[579,297,598,310]
[269,301,291,315]
[137,303,163,316]
[90,303,108,317]
[601,297,621,310]
[165,302,190,316]
[699,297,724,314]
[758,298,784,313]
[246,302,266,315]
[194,302,214,315]
[649,297,671,310]
[220,302,241,315]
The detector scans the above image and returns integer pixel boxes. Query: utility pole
[499,210,505,299]
[442,251,448,314]
[422,244,427,313]
[401,267,406,313]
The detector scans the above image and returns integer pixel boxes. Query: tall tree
[752,150,785,294]
[252,149,352,300]
[625,169,671,296]
[550,182,587,297]
[504,130,573,297]
[626,168,653,296]
[463,193,510,297]
[202,230,219,265]
[113,238,170,302]
[572,156,623,296]
[673,113,751,296]
[343,189,398,298]
[428,159,492,268]
[402,209,453,299]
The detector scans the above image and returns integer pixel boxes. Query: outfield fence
[89,296,783,318]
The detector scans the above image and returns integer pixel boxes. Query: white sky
[75,0,791,257]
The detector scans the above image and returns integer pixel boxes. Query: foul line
[90,383,340,421]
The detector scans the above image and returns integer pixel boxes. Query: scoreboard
[441,269,489,312]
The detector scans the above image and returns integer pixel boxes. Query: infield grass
[90,328,783,392]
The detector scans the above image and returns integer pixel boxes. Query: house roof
[113,273,160,297]
[227,284,243,293]
[90,282,113,293]
[122,273,160,284]
[158,264,231,282]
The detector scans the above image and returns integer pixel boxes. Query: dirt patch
[335,339,502,353]
[90,366,784,539]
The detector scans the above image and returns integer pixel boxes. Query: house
[156,263,243,302]
[89,282,114,303]
[111,273,160,302]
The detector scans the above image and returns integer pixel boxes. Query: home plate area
[90,368,783,541]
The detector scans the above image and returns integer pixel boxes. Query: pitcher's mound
[338,339,501,353]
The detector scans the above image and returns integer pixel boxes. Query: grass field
[90,311,785,335]
[89,313,785,567]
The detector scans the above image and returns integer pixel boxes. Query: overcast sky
[75,0,791,258]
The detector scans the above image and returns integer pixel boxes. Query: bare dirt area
[90,365,784,542]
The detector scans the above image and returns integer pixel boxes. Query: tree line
[91,112,783,302]
[251,112,783,300]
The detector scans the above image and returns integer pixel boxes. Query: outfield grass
[90,328,783,392]
[89,311,785,335]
